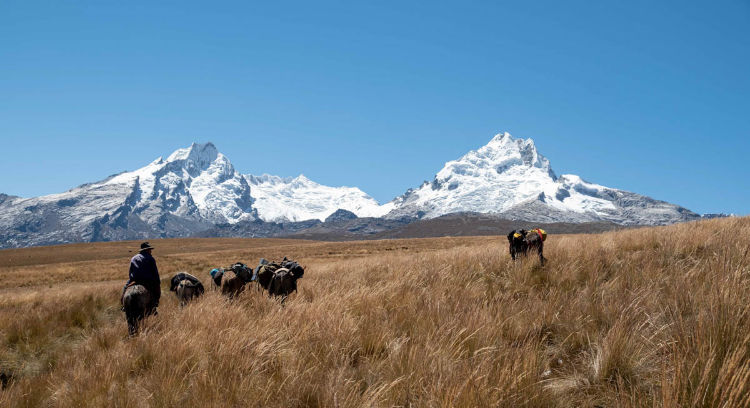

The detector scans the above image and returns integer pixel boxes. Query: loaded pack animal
[122,284,155,336]
[253,257,305,303]
[169,272,205,306]
[210,263,254,299]
[507,228,547,266]
[525,228,547,265]
[507,229,528,261]
[253,258,275,292]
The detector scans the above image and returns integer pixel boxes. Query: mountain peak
[436,131,552,178]
[388,131,563,219]
[293,174,314,184]
[166,142,219,165]
[477,132,551,174]
[489,131,513,143]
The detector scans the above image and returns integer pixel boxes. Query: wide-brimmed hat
[139,242,155,252]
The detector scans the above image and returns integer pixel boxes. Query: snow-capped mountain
[105,142,257,225]
[0,134,703,248]
[0,142,256,247]
[0,142,396,248]
[244,174,391,222]
[384,132,700,225]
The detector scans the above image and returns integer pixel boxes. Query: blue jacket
[128,252,160,284]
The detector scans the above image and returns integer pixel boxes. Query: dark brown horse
[122,284,155,336]
[219,270,247,299]
[267,267,304,303]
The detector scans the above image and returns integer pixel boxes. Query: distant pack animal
[210,263,254,299]
[525,228,547,265]
[169,272,205,306]
[254,259,279,291]
[210,268,224,287]
[507,228,547,265]
[122,284,155,336]
[507,229,528,261]
[268,268,304,302]
[229,262,254,282]
[220,270,246,298]
[254,257,305,302]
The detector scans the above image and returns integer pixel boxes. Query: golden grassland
[0,217,748,407]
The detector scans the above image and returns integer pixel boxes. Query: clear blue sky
[1,0,748,215]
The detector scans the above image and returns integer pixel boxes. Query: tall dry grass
[0,217,748,407]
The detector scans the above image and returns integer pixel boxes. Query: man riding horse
[121,242,161,314]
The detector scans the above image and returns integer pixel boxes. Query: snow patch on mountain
[245,174,392,222]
